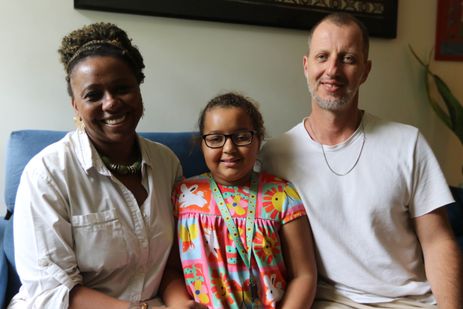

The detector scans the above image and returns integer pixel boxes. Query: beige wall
[1,0,462,214]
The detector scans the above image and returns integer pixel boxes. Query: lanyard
[208,172,259,305]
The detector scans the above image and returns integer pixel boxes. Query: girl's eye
[235,135,247,142]
[234,133,250,142]
[206,135,224,143]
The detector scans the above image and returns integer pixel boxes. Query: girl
[173,93,317,308]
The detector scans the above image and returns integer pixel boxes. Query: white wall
[1,0,462,214]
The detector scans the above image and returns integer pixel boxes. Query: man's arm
[414,207,463,309]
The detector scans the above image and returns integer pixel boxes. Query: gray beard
[308,83,353,111]
[312,93,348,111]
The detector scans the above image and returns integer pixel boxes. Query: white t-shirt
[11,130,182,308]
[261,113,454,303]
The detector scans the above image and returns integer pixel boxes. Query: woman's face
[201,106,260,186]
[69,56,143,151]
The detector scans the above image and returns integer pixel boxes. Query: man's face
[303,21,371,112]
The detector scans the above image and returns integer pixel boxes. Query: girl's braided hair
[58,22,145,96]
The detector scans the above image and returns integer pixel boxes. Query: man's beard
[308,81,355,111]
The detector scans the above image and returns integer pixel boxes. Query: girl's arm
[160,224,208,309]
[278,216,317,308]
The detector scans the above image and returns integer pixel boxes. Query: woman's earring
[73,115,85,131]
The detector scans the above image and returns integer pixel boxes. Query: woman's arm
[69,285,130,309]
[278,216,317,309]
[69,225,204,309]
[70,285,204,309]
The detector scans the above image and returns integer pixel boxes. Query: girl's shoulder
[258,172,301,202]
[258,171,292,186]
[181,172,210,184]
[174,173,213,213]
[174,173,210,193]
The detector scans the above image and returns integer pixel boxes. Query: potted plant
[409,46,463,249]
[409,46,463,173]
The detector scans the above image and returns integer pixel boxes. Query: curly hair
[58,22,145,96]
[198,92,266,142]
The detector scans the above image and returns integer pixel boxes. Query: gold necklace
[101,155,142,175]
[307,118,365,177]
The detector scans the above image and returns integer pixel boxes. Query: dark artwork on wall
[435,0,463,61]
[74,0,398,38]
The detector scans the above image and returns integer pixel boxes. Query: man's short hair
[307,12,370,60]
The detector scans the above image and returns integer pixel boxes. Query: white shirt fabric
[261,113,454,304]
[9,129,182,309]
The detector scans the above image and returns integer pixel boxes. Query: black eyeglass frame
[202,130,257,149]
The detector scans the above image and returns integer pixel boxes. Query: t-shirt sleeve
[281,181,307,224]
[409,132,454,217]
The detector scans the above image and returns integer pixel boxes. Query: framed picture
[435,0,463,61]
[74,0,398,38]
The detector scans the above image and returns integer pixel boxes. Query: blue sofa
[0,130,462,308]
[0,130,208,308]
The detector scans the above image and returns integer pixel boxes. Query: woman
[9,23,201,309]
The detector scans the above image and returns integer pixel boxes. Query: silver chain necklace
[307,118,366,176]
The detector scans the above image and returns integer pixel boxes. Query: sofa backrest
[4,130,208,216]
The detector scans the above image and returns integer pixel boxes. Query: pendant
[250,275,258,303]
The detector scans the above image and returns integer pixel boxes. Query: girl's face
[201,106,260,186]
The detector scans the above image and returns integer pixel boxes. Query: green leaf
[424,71,452,128]
[433,74,463,128]
[409,45,463,146]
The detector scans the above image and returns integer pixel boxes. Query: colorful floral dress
[172,172,306,308]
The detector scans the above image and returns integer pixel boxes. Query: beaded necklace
[101,155,142,175]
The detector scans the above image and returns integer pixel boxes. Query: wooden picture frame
[74,0,398,38]
[435,0,463,61]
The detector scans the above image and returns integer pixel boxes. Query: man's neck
[305,105,363,146]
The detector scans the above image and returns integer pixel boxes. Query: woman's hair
[198,92,266,141]
[58,22,145,96]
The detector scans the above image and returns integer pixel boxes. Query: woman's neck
[90,135,140,165]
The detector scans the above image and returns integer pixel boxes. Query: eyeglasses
[202,130,256,149]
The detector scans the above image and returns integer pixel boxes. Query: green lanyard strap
[208,172,259,304]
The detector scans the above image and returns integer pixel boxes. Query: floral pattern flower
[262,185,286,219]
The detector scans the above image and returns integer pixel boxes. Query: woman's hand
[164,300,208,309]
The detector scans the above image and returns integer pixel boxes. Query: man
[261,12,462,308]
